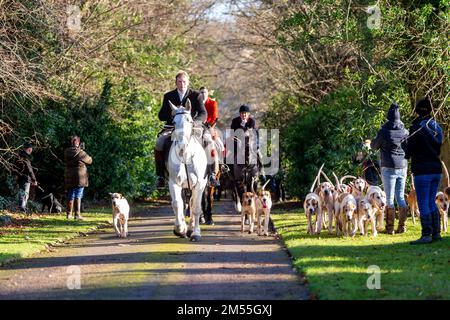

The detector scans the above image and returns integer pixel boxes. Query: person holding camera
[353,139,381,186]
[64,135,92,220]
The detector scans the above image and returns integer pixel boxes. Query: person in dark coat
[154,71,207,188]
[353,139,381,186]
[230,104,259,202]
[64,135,92,220]
[13,142,37,213]
[371,103,409,234]
[401,97,443,244]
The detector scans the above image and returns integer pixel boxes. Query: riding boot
[206,217,215,225]
[396,207,408,234]
[384,207,395,235]
[410,215,432,245]
[431,210,442,241]
[74,198,84,221]
[66,199,74,219]
[154,149,166,189]
[204,206,214,225]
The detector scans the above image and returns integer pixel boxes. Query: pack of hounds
[39,167,447,240]
[304,162,449,237]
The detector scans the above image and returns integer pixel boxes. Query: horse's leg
[200,187,207,224]
[170,183,187,237]
[189,182,206,242]
[206,186,213,223]
[187,195,195,236]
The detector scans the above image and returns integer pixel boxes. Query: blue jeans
[67,187,84,200]
[18,182,31,211]
[414,174,441,218]
[380,167,407,208]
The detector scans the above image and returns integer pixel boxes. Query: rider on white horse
[154,71,207,188]
[167,99,208,241]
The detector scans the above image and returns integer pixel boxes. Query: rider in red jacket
[200,87,220,188]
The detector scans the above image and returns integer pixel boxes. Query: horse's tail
[234,185,242,213]
[251,177,256,194]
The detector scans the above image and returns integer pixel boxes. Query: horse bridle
[173,110,195,192]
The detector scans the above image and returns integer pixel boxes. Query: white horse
[167,99,208,242]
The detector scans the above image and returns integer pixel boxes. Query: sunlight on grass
[0,209,111,265]
[272,208,450,300]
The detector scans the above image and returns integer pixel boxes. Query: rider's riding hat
[239,104,250,113]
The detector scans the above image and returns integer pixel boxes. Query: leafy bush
[283,87,385,197]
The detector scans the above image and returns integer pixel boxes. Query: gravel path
[0,200,309,300]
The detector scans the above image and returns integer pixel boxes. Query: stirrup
[156,177,166,189]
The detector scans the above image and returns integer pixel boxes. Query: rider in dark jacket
[154,71,206,188]
[231,104,259,201]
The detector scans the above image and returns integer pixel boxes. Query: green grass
[271,205,450,300]
[0,208,112,266]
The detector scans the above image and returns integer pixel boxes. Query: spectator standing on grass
[64,135,92,221]
[12,142,37,214]
[371,103,409,235]
[353,139,381,186]
[401,97,443,245]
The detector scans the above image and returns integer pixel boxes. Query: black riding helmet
[239,104,250,113]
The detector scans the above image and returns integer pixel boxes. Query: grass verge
[0,208,111,266]
[271,202,450,300]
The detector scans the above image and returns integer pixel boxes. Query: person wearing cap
[154,71,207,189]
[12,142,37,213]
[371,103,409,234]
[64,135,92,220]
[230,104,259,201]
[402,97,443,244]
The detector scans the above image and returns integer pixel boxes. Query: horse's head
[170,99,193,157]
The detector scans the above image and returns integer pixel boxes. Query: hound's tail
[310,163,325,193]
[332,172,341,193]
[340,175,357,185]
[320,170,335,188]
[441,160,450,188]
[410,174,415,191]
[261,178,271,191]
